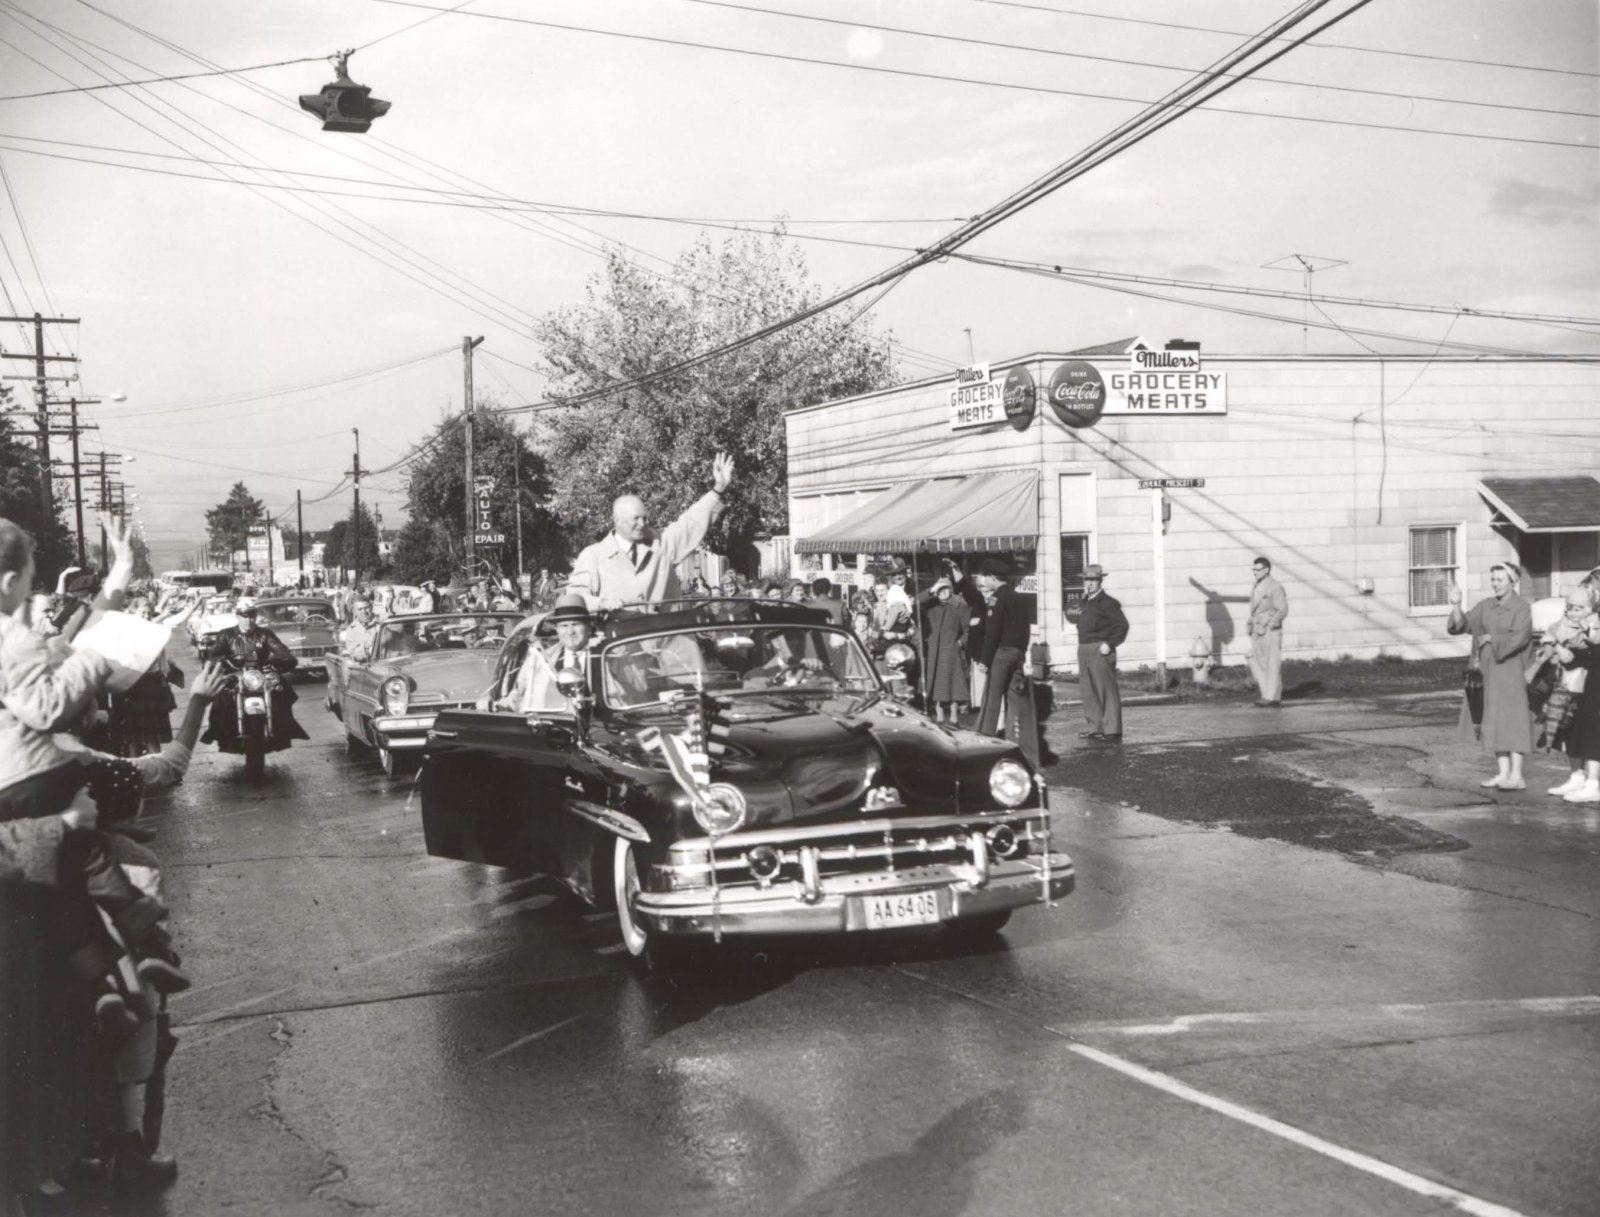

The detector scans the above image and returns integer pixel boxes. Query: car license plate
[860,891,942,930]
[243,697,267,715]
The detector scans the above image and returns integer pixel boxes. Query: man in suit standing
[567,454,734,610]
[805,576,847,626]
[975,557,1028,737]
[1247,556,1288,706]
[1076,564,1129,742]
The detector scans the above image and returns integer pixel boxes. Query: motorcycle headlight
[240,669,265,692]
[989,759,1032,808]
[381,676,410,716]
[692,783,748,835]
[884,643,915,671]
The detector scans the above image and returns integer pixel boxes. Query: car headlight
[989,759,1032,808]
[692,783,747,835]
[240,669,265,692]
[381,676,410,716]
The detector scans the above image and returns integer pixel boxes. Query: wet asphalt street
[122,646,1599,1217]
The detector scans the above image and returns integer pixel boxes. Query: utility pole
[1,312,80,529]
[513,441,523,583]
[296,490,305,587]
[263,505,275,585]
[350,429,361,588]
[462,335,484,576]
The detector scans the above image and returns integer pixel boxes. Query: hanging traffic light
[299,51,391,134]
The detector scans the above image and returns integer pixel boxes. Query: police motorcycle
[199,597,309,779]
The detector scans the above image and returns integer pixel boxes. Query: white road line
[479,1013,583,1064]
[1065,1042,1531,1217]
[1069,995,1600,1038]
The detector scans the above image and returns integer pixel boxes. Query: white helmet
[235,596,259,616]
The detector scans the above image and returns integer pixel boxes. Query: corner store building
[784,341,1600,674]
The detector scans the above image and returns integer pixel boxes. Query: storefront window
[1409,525,1458,609]
[1060,534,1090,624]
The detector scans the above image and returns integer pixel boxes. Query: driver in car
[497,594,594,712]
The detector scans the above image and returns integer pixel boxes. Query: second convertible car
[421,599,1073,968]
[332,611,521,774]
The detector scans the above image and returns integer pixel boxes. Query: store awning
[1478,476,1600,534]
[794,471,1039,554]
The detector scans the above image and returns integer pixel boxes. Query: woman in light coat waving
[1448,562,1534,790]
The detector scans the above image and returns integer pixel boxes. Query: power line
[0,53,326,100]
[950,252,1600,329]
[498,0,1383,416]
[976,0,1600,79]
[686,0,1599,120]
[363,0,1594,151]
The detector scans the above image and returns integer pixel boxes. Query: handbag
[1463,647,1484,739]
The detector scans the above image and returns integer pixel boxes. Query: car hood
[380,650,500,702]
[609,692,1026,829]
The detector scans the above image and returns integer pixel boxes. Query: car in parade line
[330,611,522,775]
[420,599,1073,969]
[188,593,238,647]
[250,597,339,677]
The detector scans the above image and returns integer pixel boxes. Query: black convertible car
[420,599,1073,966]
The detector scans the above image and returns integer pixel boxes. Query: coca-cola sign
[1002,366,1036,432]
[1047,360,1106,429]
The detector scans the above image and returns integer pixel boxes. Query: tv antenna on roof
[1261,254,1347,354]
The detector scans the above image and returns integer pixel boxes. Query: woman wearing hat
[1447,562,1534,790]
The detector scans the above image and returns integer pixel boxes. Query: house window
[1409,525,1458,609]
[1060,534,1090,623]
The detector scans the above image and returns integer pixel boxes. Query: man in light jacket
[1247,556,1289,706]
[567,454,733,610]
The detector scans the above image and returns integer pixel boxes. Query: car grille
[661,811,1050,891]
[294,646,332,658]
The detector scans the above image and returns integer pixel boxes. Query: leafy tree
[532,227,897,557]
[204,482,264,570]
[398,407,565,583]
[0,410,74,583]
[321,503,381,580]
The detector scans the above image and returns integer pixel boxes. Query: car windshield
[375,613,521,660]
[255,601,333,626]
[601,624,879,709]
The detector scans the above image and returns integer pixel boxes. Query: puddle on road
[1053,742,1466,857]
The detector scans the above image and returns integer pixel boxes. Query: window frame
[1059,532,1092,626]
[1407,522,1464,617]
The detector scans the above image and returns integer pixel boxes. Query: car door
[420,707,581,870]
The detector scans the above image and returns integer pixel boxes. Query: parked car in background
[421,599,1073,969]
[332,612,522,775]
[251,597,338,678]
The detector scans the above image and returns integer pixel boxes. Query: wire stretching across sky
[365,0,1594,150]
[498,0,1386,416]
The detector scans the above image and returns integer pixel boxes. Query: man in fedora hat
[975,556,1028,737]
[568,453,734,610]
[1076,563,1128,742]
[496,592,595,712]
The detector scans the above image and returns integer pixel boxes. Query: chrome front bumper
[635,854,1074,938]
[372,713,439,748]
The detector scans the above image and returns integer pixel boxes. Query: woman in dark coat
[917,579,969,723]
[1447,562,1534,790]
[1552,573,1600,803]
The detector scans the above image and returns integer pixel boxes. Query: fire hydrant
[1189,635,1213,687]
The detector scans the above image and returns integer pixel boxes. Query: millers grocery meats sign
[1105,343,1226,415]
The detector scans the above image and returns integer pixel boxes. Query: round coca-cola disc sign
[1047,360,1105,429]
[1002,366,1036,432]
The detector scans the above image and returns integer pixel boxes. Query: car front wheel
[613,837,650,958]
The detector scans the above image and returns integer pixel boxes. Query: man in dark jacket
[1075,564,1129,742]
[975,557,1029,737]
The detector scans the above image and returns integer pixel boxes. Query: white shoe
[1479,776,1505,788]
[1548,772,1585,796]
[1562,780,1600,804]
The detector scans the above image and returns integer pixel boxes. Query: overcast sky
[1,0,1595,570]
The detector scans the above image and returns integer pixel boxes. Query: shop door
[1556,532,1599,588]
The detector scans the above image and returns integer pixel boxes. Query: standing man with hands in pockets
[1247,556,1289,706]
[1076,564,1129,743]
